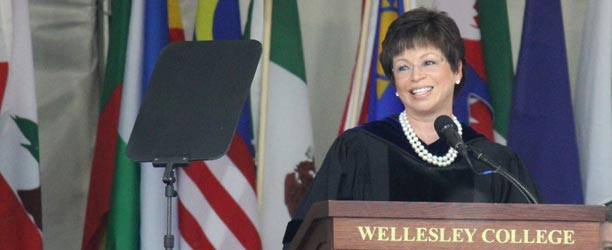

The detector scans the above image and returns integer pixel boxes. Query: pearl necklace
[399,111,462,167]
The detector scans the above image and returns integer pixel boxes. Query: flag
[139,0,182,249]
[260,0,315,248]
[477,0,514,144]
[0,0,42,249]
[176,0,261,249]
[366,0,405,122]
[82,0,183,248]
[508,0,583,204]
[575,0,612,205]
[339,0,406,132]
[434,0,494,141]
[339,0,380,132]
[81,0,137,248]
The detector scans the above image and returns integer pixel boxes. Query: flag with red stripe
[82,0,187,248]
[434,0,495,140]
[176,0,261,249]
[339,0,380,132]
[139,0,185,248]
[0,0,42,249]
[340,0,422,132]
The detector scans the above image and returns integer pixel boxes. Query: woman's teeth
[410,87,433,94]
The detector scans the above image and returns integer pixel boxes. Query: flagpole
[256,0,273,208]
[348,0,372,127]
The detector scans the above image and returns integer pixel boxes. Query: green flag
[478,0,514,143]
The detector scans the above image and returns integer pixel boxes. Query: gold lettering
[428,228,439,242]
[452,228,464,242]
[523,229,535,244]
[496,229,510,243]
[563,230,575,244]
[403,227,415,242]
[547,230,561,244]
[482,229,495,243]
[377,227,389,241]
[439,228,451,242]
[390,227,402,241]
[358,226,375,240]
[464,228,477,243]
[510,229,523,244]
[416,227,427,242]
[535,230,547,244]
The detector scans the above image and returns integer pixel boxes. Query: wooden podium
[289,201,604,249]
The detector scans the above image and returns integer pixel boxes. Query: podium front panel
[333,217,599,249]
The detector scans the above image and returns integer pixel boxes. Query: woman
[282,7,539,247]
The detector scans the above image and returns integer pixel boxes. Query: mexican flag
[0,0,42,249]
[259,0,315,248]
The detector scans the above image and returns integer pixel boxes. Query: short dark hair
[380,7,465,95]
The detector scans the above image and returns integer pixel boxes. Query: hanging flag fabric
[82,0,184,249]
[0,0,42,249]
[139,0,183,249]
[245,0,263,138]
[260,0,315,248]
[339,0,407,133]
[81,0,139,248]
[477,0,514,144]
[575,0,612,205]
[176,0,261,249]
[508,0,583,204]
[434,0,494,141]
[366,0,405,122]
[339,0,380,132]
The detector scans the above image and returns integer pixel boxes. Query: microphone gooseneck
[468,147,539,204]
[434,115,539,204]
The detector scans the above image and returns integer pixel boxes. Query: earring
[455,80,460,85]
[395,92,399,97]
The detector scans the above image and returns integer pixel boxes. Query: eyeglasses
[392,57,446,79]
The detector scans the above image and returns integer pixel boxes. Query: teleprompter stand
[126,40,261,250]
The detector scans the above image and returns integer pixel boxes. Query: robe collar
[357,114,484,157]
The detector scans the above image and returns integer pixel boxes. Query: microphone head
[434,115,456,138]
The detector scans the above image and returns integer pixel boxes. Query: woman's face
[392,46,462,118]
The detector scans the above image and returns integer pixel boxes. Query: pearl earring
[395,92,399,97]
[455,80,460,85]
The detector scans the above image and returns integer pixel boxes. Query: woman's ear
[455,60,463,80]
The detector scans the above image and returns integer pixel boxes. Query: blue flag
[366,0,404,121]
[508,0,583,204]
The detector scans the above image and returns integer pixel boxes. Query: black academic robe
[282,115,539,246]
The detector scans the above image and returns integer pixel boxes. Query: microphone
[434,115,538,204]
[434,115,477,177]
[434,115,468,157]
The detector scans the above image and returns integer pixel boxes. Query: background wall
[27,0,586,249]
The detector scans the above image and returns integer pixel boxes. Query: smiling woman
[282,7,539,249]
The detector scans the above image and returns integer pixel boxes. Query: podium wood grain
[289,201,604,250]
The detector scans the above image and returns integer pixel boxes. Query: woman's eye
[423,60,437,66]
[398,65,409,71]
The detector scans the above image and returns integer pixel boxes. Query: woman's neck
[404,111,452,145]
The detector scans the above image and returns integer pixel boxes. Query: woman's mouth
[410,86,433,95]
